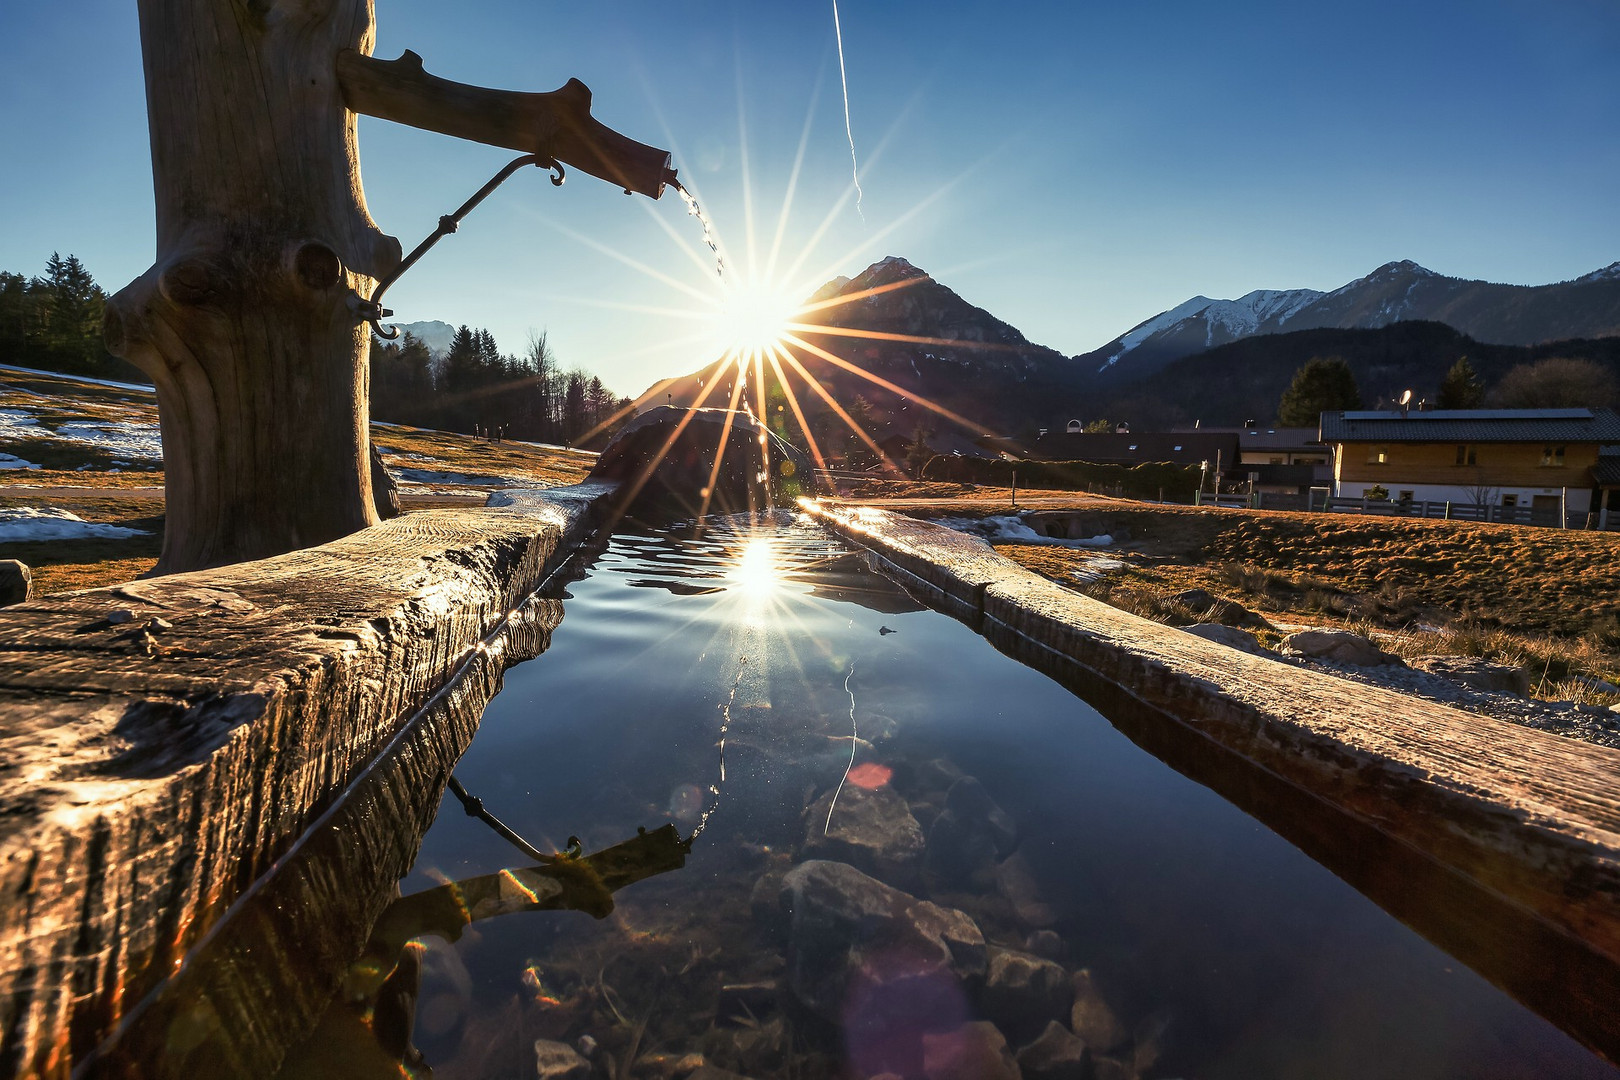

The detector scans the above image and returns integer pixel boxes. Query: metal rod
[445,774,558,864]
[363,152,564,339]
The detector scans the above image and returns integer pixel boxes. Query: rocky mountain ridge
[641,255,1620,435]
[1081,259,1620,379]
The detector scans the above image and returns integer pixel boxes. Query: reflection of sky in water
[396,512,1614,1080]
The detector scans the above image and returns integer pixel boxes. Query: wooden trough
[802,499,1620,1065]
[0,483,615,1079]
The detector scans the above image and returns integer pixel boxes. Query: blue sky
[2,0,1617,397]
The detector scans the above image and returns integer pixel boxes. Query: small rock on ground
[0,559,31,607]
[1181,622,1266,655]
[1280,628,1403,667]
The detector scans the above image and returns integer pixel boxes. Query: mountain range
[641,256,1620,436]
[1080,260,1620,381]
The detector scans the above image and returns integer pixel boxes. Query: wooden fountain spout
[336,50,678,199]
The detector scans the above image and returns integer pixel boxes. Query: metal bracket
[359,153,565,340]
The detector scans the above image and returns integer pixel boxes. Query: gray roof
[1030,430,1239,466]
[1182,426,1324,450]
[1320,408,1620,443]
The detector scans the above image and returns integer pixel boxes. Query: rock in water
[533,1038,590,1080]
[804,783,925,887]
[778,860,985,1025]
[926,775,1017,887]
[920,1021,1020,1080]
[0,559,33,607]
[994,851,1058,928]
[979,948,1073,1044]
[1016,1020,1091,1080]
[1069,969,1129,1054]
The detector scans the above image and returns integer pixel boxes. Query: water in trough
[280,511,1616,1079]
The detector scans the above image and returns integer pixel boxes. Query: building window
[1172,444,1182,451]
[1269,456,1285,464]
[1541,445,1565,466]
[1455,444,1476,466]
[1502,494,1519,508]
[1128,444,1138,451]
[1368,445,1389,464]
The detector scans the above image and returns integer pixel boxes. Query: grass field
[0,365,596,593]
[848,484,1620,699]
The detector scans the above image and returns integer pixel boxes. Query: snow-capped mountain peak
[1576,261,1620,284]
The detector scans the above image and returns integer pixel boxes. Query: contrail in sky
[832,0,865,222]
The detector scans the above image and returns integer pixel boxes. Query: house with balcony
[1319,408,1620,523]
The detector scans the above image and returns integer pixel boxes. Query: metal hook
[359,152,562,340]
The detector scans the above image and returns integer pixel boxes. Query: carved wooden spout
[336,49,676,198]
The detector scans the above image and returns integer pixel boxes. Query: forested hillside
[0,254,149,384]
[1,254,632,446]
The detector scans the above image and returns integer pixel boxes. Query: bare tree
[103,1,673,572]
[1460,468,1500,510]
[527,329,557,441]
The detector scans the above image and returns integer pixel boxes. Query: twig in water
[825,662,858,835]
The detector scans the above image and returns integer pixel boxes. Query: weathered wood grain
[805,500,1620,1063]
[0,482,614,1079]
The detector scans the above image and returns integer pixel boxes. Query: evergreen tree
[39,253,104,373]
[1437,356,1484,409]
[561,369,588,443]
[1277,356,1361,426]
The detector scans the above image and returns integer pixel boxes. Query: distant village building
[1177,426,1330,495]
[1029,429,1241,481]
[1319,408,1620,523]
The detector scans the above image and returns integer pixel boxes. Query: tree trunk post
[104,0,399,573]
[103,2,674,574]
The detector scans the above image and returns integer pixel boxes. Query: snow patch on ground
[938,514,1114,548]
[0,405,163,463]
[393,467,513,487]
[0,507,150,541]
[0,454,41,470]
[0,364,155,394]
[0,409,39,435]
[52,421,164,462]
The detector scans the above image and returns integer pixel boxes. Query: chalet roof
[1182,426,1324,451]
[1031,430,1239,466]
[1319,408,1620,444]
[1595,447,1620,487]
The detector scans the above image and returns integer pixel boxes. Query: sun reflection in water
[726,535,781,599]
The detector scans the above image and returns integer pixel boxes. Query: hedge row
[923,456,1203,502]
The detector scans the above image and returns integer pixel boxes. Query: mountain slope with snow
[1081,260,1620,379]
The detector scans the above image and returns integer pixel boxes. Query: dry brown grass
[864,493,1620,694]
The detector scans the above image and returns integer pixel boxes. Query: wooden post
[103,4,671,573]
[1562,487,1569,529]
